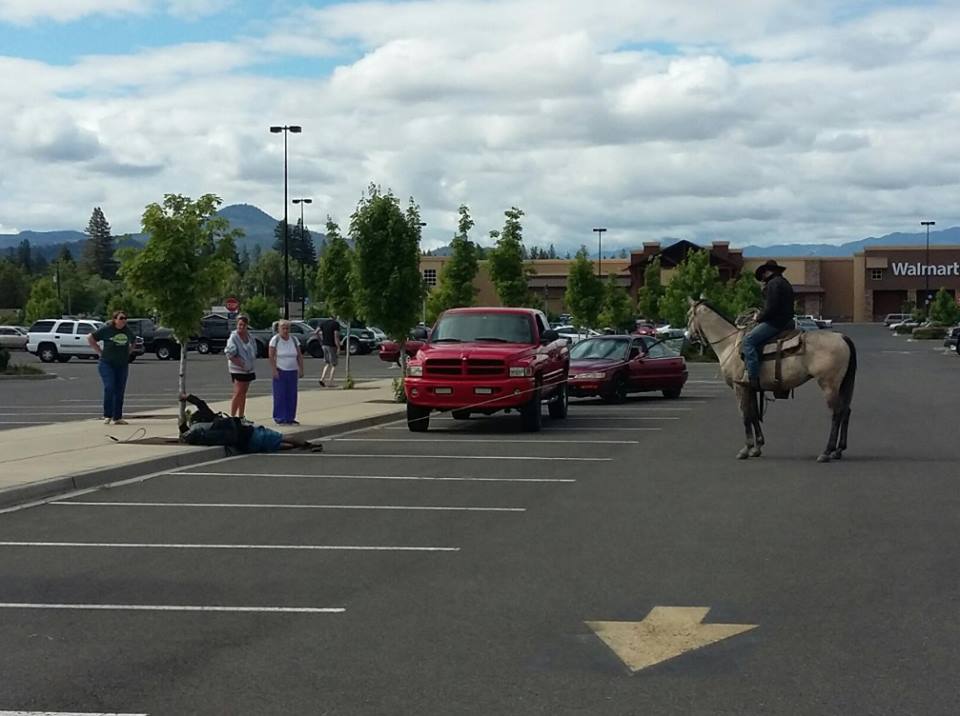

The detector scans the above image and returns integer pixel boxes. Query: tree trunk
[177,340,188,424]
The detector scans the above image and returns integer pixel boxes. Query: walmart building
[419,240,960,322]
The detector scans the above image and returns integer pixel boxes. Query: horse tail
[840,335,857,407]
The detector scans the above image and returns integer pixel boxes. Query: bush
[0,347,9,371]
[893,323,916,335]
[242,295,280,329]
[912,325,948,340]
[392,376,406,403]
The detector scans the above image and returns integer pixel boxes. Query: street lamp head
[269,126,283,133]
[292,198,313,204]
[289,125,302,133]
[920,220,936,226]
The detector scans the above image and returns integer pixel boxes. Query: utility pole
[593,227,607,277]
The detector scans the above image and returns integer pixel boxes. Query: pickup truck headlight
[574,371,606,380]
[407,364,423,377]
[509,365,533,377]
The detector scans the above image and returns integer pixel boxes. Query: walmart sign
[891,262,960,277]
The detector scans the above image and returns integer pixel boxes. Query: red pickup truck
[404,307,570,432]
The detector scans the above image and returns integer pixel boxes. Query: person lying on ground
[178,393,323,453]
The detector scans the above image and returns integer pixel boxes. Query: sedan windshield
[570,338,630,361]
[431,313,534,344]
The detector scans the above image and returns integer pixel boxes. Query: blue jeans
[98,360,129,419]
[742,322,782,381]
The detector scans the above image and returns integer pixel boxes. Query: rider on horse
[742,260,795,391]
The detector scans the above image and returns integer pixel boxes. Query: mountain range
[2,204,957,259]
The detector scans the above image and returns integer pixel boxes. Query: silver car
[0,325,28,350]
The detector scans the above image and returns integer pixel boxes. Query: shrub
[912,325,948,340]
[893,323,916,335]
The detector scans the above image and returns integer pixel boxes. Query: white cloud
[2,0,960,253]
[0,0,148,24]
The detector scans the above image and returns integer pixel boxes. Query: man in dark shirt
[316,317,341,387]
[742,260,795,390]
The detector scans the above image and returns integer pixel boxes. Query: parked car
[404,307,570,432]
[551,325,601,345]
[883,313,912,326]
[378,326,432,364]
[26,318,142,363]
[0,325,28,350]
[124,317,190,360]
[797,314,832,329]
[568,335,688,402]
[303,318,380,355]
[795,317,820,331]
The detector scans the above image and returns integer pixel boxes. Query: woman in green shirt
[88,310,135,425]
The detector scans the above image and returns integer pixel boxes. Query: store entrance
[873,290,908,321]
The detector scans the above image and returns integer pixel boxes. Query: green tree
[565,247,604,329]
[105,285,154,319]
[636,256,664,322]
[57,245,76,265]
[425,205,478,322]
[660,249,726,327]
[318,219,355,320]
[598,275,635,332]
[241,294,280,329]
[291,219,317,267]
[0,259,30,309]
[118,194,237,417]
[727,272,763,316]
[351,185,422,344]
[243,250,284,302]
[25,277,62,323]
[929,287,960,325]
[488,207,533,306]
[82,207,116,279]
[16,239,32,273]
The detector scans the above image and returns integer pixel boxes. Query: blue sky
[0,0,957,250]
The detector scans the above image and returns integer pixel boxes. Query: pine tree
[57,245,75,265]
[16,239,32,273]
[82,207,116,279]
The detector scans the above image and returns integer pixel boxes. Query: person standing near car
[225,314,257,419]
[269,320,304,425]
[87,310,135,425]
[316,316,340,387]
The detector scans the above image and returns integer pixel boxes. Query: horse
[686,299,857,463]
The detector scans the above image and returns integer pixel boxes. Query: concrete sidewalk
[0,379,404,509]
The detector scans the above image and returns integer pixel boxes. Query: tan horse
[686,299,857,462]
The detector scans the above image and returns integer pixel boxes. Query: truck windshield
[432,313,534,344]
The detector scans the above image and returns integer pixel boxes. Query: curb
[0,407,404,510]
[0,372,56,380]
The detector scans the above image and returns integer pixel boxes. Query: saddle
[759,328,805,398]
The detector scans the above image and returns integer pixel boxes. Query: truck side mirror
[541,329,559,343]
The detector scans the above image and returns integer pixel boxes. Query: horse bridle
[689,301,743,348]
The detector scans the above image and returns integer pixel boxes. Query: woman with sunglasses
[87,310,136,425]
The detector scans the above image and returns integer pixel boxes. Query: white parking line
[53,501,525,513]
[269,454,612,461]
[0,604,342,615]
[327,438,641,444]
[168,471,576,483]
[0,542,459,552]
[383,426,662,432]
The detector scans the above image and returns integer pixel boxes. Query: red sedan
[568,335,688,402]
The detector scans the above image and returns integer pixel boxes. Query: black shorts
[231,372,256,383]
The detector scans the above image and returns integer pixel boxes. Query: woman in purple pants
[268,320,304,425]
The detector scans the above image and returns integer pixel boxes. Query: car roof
[442,307,538,316]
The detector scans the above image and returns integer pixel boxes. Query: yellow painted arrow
[586,606,757,673]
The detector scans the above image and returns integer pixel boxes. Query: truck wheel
[520,385,542,432]
[451,410,470,420]
[662,387,682,399]
[155,343,172,360]
[547,382,568,419]
[407,403,430,432]
[348,338,360,355]
[196,339,211,355]
[38,344,58,363]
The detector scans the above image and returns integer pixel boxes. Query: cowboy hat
[754,259,787,281]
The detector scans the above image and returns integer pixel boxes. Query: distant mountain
[741,226,960,257]
[0,229,88,250]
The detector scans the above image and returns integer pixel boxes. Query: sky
[1,0,958,254]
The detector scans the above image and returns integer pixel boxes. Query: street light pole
[418,221,428,323]
[593,227,607,278]
[292,198,313,319]
[270,124,302,319]
[921,220,936,307]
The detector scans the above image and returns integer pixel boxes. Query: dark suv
[304,318,379,355]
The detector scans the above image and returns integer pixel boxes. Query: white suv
[27,318,104,363]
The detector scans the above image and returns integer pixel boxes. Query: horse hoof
[817,454,831,463]
[737,449,750,460]
[831,451,843,460]
[748,447,762,458]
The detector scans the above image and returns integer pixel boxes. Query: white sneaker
[112,419,128,425]
[103,418,112,425]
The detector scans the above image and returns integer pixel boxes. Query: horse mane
[698,300,737,327]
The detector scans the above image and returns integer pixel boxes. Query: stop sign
[225,297,240,313]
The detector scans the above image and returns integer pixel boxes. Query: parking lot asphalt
[0,351,400,431]
[0,325,958,714]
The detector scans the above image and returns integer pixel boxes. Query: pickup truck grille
[424,358,507,378]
